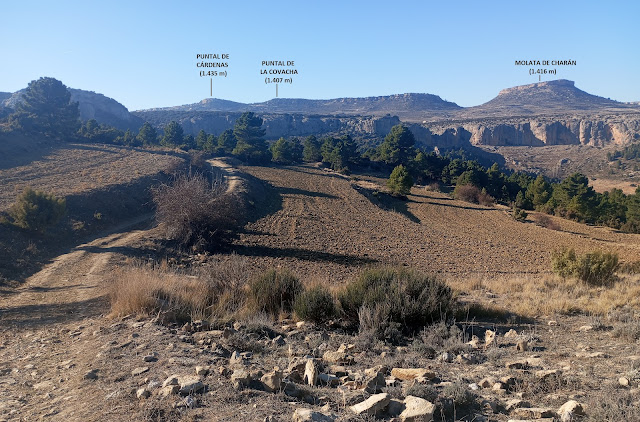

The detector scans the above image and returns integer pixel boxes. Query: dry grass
[108,255,250,323]
[451,274,640,317]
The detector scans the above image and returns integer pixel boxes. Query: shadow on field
[276,186,339,199]
[233,244,378,266]
[0,296,107,328]
[351,183,421,224]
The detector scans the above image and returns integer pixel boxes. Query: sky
[1,0,638,111]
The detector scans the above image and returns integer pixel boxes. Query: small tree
[232,112,268,163]
[161,121,185,147]
[270,137,302,164]
[378,124,416,165]
[137,122,158,146]
[302,135,321,162]
[388,165,414,197]
[9,187,66,233]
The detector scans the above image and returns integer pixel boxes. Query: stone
[349,393,390,415]
[485,330,496,347]
[505,359,528,369]
[504,329,518,338]
[292,408,335,422]
[619,377,630,387]
[548,320,558,326]
[400,395,435,421]
[363,366,386,393]
[478,377,495,388]
[195,366,210,376]
[162,375,179,387]
[229,350,243,366]
[131,367,149,376]
[136,388,151,399]
[261,368,283,392]
[536,369,561,380]
[178,396,197,409]
[326,365,348,377]
[143,353,158,362]
[505,399,531,411]
[287,359,307,383]
[284,382,306,399]
[157,385,179,396]
[178,376,204,394]
[304,359,318,386]
[231,368,252,389]
[390,368,435,381]
[273,335,286,346]
[579,325,593,332]
[387,399,406,417]
[516,340,528,352]
[323,350,353,365]
[511,408,556,419]
[557,400,585,422]
[438,352,453,363]
[318,373,340,387]
[467,335,481,348]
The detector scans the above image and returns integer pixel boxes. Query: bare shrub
[453,184,481,203]
[152,172,238,250]
[586,387,640,421]
[533,213,561,230]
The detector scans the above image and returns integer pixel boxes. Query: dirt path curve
[0,214,153,328]
[0,159,239,329]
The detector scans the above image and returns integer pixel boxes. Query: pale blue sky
[1,0,638,110]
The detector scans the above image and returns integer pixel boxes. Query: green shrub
[9,187,66,233]
[248,268,303,318]
[293,285,336,323]
[512,206,528,222]
[337,267,454,338]
[387,165,413,197]
[552,247,619,286]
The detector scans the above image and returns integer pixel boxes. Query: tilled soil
[233,165,640,284]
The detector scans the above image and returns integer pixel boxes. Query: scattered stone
[349,393,390,415]
[177,396,197,409]
[273,335,286,346]
[485,330,496,347]
[391,368,435,381]
[304,359,318,386]
[363,366,386,393]
[231,368,252,389]
[505,329,518,338]
[131,367,149,376]
[33,381,54,390]
[619,377,630,387]
[467,335,481,348]
[136,388,151,399]
[511,408,556,419]
[557,400,585,422]
[143,354,158,363]
[195,366,210,376]
[438,352,453,363]
[323,350,353,365]
[229,351,243,366]
[386,399,405,417]
[292,408,335,422]
[318,373,340,387]
[478,377,495,388]
[162,375,179,387]
[178,376,204,394]
[548,320,558,326]
[579,325,594,332]
[157,385,179,397]
[505,399,531,412]
[454,353,475,364]
[400,395,435,422]
[261,368,283,392]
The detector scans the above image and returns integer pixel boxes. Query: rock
[478,377,495,388]
[548,320,558,326]
[131,367,149,376]
[318,373,340,387]
[229,350,243,366]
[287,359,307,383]
[438,352,453,363]
[178,376,204,394]
[261,368,283,392]
[485,330,496,347]
[454,354,475,364]
[349,393,390,415]
[391,368,435,381]
[176,396,197,409]
[195,366,210,376]
[162,375,179,387]
[136,388,151,399]
[400,395,435,421]
[363,366,386,393]
[579,325,594,332]
[467,335,481,348]
[505,399,531,411]
[231,368,252,389]
[505,329,518,338]
[619,377,630,387]
[516,340,528,352]
[83,369,99,380]
[143,353,158,362]
[557,400,585,422]
[323,350,354,365]
[157,385,179,397]
[511,408,556,419]
[273,335,286,346]
[536,369,561,380]
[505,359,528,369]
[304,359,318,386]
[326,365,348,377]
[284,382,306,399]
[292,408,335,422]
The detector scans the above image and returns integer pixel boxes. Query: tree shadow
[0,296,108,328]
[276,186,339,199]
[233,244,378,266]
[351,183,421,224]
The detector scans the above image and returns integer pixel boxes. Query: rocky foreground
[2,311,639,421]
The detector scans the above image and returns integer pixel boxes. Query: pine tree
[388,165,414,197]
[377,124,416,165]
[232,112,268,163]
[137,122,158,146]
[161,121,184,147]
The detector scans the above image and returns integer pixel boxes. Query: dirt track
[235,165,640,284]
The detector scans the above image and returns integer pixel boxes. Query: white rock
[349,393,390,415]
[292,408,335,422]
[400,395,435,421]
[558,400,585,422]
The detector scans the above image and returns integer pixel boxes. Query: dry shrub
[338,267,454,339]
[585,387,640,421]
[552,247,619,286]
[248,268,303,319]
[9,187,66,233]
[293,284,336,323]
[108,255,249,323]
[152,172,238,250]
[533,213,561,230]
[453,184,481,203]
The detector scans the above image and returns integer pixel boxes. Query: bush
[152,173,237,250]
[533,213,561,230]
[512,206,528,222]
[9,187,66,233]
[552,247,619,286]
[248,269,303,318]
[337,267,454,339]
[453,184,493,205]
[293,285,336,323]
